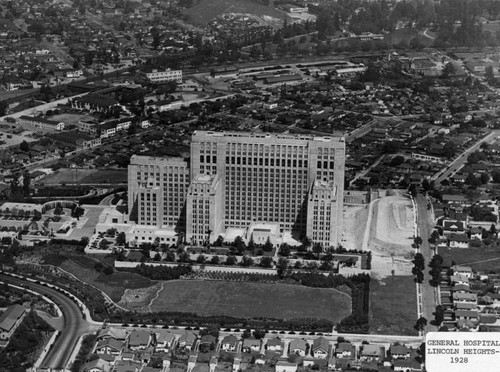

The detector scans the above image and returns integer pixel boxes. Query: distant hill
[182,0,285,26]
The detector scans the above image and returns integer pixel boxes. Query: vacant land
[59,258,155,302]
[41,168,127,185]
[150,280,351,322]
[183,0,285,25]
[51,113,94,125]
[440,247,500,274]
[370,275,418,335]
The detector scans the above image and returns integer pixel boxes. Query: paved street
[432,130,500,184]
[0,274,99,370]
[415,194,438,334]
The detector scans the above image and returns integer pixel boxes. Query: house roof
[243,337,260,348]
[222,334,238,346]
[96,337,124,352]
[154,329,174,343]
[0,304,26,332]
[361,344,385,357]
[452,265,472,273]
[312,336,329,352]
[390,344,409,355]
[289,338,307,351]
[336,342,355,353]
[443,220,465,230]
[453,292,477,300]
[200,334,216,344]
[267,337,283,348]
[455,309,479,318]
[179,331,196,345]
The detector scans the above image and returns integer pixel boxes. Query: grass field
[150,280,351,322]
[370,275,418,335]
[60,257,155,302]
[41,168,127,185]
[439,247,500,274]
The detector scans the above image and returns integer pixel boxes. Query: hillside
[182,0,286,26]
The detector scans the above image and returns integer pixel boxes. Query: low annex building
[0,304,27,342]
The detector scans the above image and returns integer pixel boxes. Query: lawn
[59,257,155,302]
[370,275,418,335]
[41,168,127,185]
[439,247,500,274]
[150,280,351,322]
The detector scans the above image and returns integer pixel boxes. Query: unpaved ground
[343,193,416,279]
[118,283,163,312]
[342,204,369,250]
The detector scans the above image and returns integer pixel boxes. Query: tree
[153,252,162,261]
[242,329,252,339]
[259,256,273,268]
[312,242,323,258]
[485,65,495,83]
[116,232,126,246]
[213,235,224,247]
[210,255,220,265]
[234,236,246,254]
[442,62,456,78]
[408,184,418,198]
[428,230,440,245]
[301,236,312,250]
[225,255,237,266]
[72,206,84,220]
[248,234,256,253]
[263,237,273,252]
[196,254,206,264]
[432,305,445,326]
[414,316,427,332]
[278,243,291,257]
[22,171,30,196]
[241,255,254,267]
[414,236,423,248]
[253,329,266,339]
[277,257,289,278]
[19,140,29,152]
[103,266,114,275]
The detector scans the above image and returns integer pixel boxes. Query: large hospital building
[128,131,345,248]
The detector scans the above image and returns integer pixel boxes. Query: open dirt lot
[342,205,369,250]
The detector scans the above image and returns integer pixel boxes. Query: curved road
[0,274,97,370]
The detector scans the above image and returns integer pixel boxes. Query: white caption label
[426,332,500,372]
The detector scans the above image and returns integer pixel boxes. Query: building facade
[143,68,182,83]
[17,116,64,131]
[128,131,345,247]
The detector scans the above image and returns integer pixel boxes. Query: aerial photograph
[0,0,500,371]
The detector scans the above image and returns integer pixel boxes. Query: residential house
[453,292,477,303]
[0,304,27,341]
[360,344,385,362]
[389,344,410,360]
[289,339,307,356]
[312,336,329,359]
[221,335,238,352]
[275,360,298,372]
[127,329,152,350]
[266,337,284,352]
[455,309,479,322]
[82,357,112,372]
[199,334,217,353]
[448,234,469,248]
[242,337,260,353]
[178,331,196,350]
[443,220,466,236]
[154,330,175,352]
[393,359,422,372]
[335,342,356,359]
[450,274,470,286]
[94,338,124,355]
[452,265,473,278]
